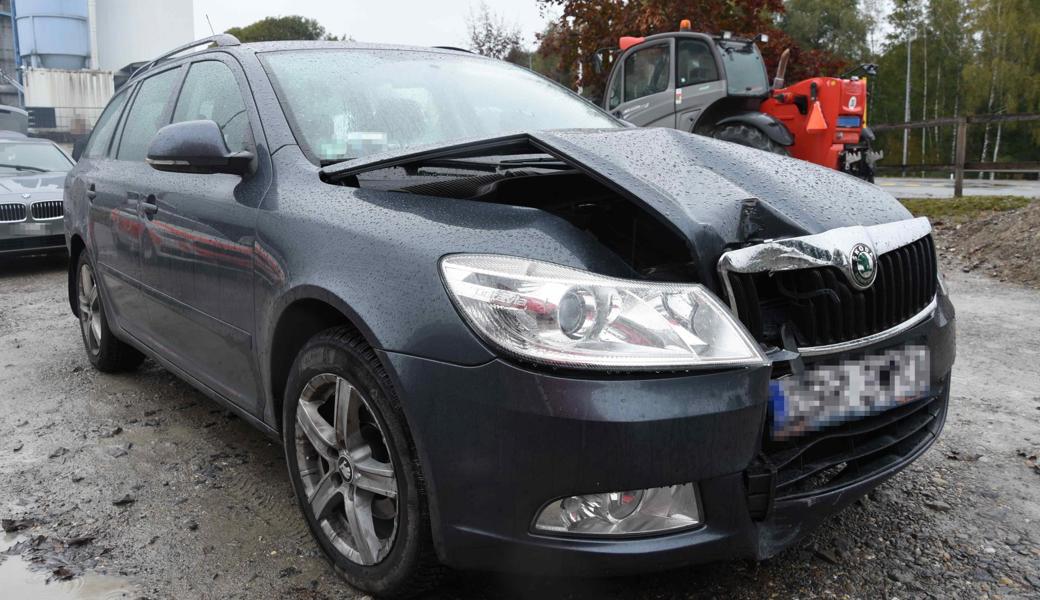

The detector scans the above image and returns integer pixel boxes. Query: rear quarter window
[83,88,130,159]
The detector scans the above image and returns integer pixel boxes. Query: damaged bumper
[380,288,955,574]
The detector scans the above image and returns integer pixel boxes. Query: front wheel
[282,327,443,598]
[712,123,789,156]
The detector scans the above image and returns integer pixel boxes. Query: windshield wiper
[495,156,570,169]
[320,157,355,167]
[0,163,47,173]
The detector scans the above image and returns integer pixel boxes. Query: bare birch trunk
[921,29,928,168]
[990,121,1002,180]
[903,34,912,176]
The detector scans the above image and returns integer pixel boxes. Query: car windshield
[260,49,620,163]
[0,141,73,175]
[717,41,769,96]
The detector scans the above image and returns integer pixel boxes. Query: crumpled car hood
[322,127,911,273]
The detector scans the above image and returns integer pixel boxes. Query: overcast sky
[193,0,554,49]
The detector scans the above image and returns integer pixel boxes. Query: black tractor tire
[282,326,445,598]
[74,251,145,372]
[712,123,789,156]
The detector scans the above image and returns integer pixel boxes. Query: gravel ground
[1,253,1039,600]
[932,200,1040,289]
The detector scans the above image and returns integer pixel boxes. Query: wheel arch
[713,112,794,147]
[67,233,86,317]
[266,286,383,434]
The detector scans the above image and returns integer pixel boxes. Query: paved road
[1,254,1039,599]
[876,176,1040,199]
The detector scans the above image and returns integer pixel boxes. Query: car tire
[282,326,443,598]
[75,251,145,372]
[712,123,789,156]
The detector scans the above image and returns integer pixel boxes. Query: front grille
[727,235,938,348]
[30,200,63,220]
[746,392,947,517]
[0,203,27,222]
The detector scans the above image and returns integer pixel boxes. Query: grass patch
[899,196,1033,221]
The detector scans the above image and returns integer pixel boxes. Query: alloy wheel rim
[78,263,101,356]
[295,373,398,566]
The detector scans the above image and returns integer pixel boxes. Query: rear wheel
[282,327,443,598]
[712,123,789,156]
[75,251,145,372]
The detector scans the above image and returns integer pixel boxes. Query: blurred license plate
[770,345,930,440]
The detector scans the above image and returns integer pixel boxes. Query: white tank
[15,0,91,69]
[91,0,194,72]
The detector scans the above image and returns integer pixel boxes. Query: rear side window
[172,61,252,153]
[83,89,129,159]
[623,44,670,102]
[116,68,180,162]
[676,39,719,87]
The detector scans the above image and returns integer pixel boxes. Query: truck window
[608,69,623,110]
[676,39,719,87]
[717,41,769,97]
[623,44,669,102]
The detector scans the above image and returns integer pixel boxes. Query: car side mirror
[146,120,252,175]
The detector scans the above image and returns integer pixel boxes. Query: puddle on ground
[1,534,138,600]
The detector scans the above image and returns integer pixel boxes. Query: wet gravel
[1,253,1039,599]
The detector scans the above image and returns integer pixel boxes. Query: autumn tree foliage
[536,0,847,99]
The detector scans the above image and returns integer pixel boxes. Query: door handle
[141,194,158,219]
[86,183,96,201]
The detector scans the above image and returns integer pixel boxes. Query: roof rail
[130,34,241,81]
[432,46,472,53]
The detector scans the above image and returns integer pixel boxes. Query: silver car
[0,131,74,256]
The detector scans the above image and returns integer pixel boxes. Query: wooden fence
[871,113,1040,197]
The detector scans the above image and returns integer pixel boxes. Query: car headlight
[439,254,766,369]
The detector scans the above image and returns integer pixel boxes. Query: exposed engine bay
[326,153,699,281]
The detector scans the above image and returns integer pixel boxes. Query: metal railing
[871,113,1040,197]
[27,106,104,134]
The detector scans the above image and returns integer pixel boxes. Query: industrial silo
[15,0,91,69]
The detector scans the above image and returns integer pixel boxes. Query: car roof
[237,40,476,55]
[126,39,481,86]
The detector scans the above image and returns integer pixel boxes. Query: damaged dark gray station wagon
[64,36,955,597]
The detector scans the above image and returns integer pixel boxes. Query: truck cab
[603,31,771,134]
[601,25,880,181]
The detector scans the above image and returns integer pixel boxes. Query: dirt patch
[905,198,1040,288]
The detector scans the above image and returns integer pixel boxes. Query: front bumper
[0,215,66,256]
[380,290,955,575]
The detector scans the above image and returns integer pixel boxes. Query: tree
[225,15,343,42]
[779,0,873,63]
[466,2,522,59]
[535,0,847,101]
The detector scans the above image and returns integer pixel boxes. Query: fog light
[533,483,701,536]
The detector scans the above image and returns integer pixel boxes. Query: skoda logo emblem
[850,243,877,289]
[848,96,857,109]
